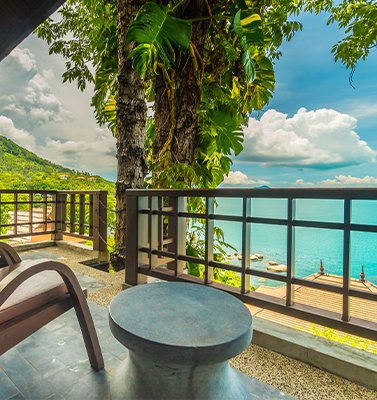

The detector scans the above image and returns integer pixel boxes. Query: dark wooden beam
[0,0,66,61]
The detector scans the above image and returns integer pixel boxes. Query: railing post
[28,192,33,234]
[342,199,351,321]
[286,198,296,306]
[51,192,66,241]
[241,197,251,294]
[205,197,214,284]
[148,196,159,268]
[125,194,138,286]
[70,194,76,233]
[93,190,108,262]
[125,194,147,286]
[43,193,48,232]
[79,194,85,235]
[167,196,186,275]
[158,196,163,252]
[137,196,148,284]
[13,192,17,236]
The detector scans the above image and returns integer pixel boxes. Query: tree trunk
[112,0,147,271]
[153,1,215,174]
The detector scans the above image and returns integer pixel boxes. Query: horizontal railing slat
[126,187,377,199]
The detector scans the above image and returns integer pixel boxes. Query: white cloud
[7,48,37,72]
[0,116,35,149]
[346,102,377,119]
[0,39,117,178]
[240,108,376,169]
[294,179,315,187]
[0,114,116,174]
[0,47,69,127]
[295,175,377,187]
[223,171,269,187]
[37,128,117,174]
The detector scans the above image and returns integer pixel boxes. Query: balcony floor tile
[1,300,293,400]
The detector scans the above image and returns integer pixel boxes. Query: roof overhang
[0,0,66,61]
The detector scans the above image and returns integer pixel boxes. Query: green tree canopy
[37,0,304,189]
[305,0,377,84]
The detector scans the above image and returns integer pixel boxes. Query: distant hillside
[0,136,115,193]
[0,136,73,176]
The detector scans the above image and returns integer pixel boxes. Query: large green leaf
[249,55,275,110]
[241,48,256,83]
[233,10,264,83]
[234,10,264,44]
[126,2,192,77]
[209,110,244,156]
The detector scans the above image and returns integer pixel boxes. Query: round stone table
[109,282,255,399]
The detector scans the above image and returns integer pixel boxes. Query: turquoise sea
[213,198,377,288]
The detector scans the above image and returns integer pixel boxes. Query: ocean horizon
[213,198,377,288]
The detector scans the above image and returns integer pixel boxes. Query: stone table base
[111,351,265,399]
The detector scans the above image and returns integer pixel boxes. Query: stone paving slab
[19,250,109,294]
[0,301,293,400]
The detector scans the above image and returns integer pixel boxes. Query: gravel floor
[231,345,377,400]
[18,245,377,400]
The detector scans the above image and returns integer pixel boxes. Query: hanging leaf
[209,110,244,156]
[249,55,275,110]
[126,2,192,77]
[241,48,256,83]
[233,10,264,84]
[103,94,117,135]
[234,10,263,44]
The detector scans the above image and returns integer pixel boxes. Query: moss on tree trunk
[153,0,215,172]
[113,0,147,271]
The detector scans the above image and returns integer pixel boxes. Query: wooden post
[167,196,186,275]
[51,193,66,241]
[13,192,17,235]
[125,195,148,286]
[241,197,251,294]
[137,196,148,284]
[28,192,33,234]
[43,193,48,233]
[205,197,214,284]
[286,198,296,306]
[125,194,138,286]
[79,194,85,235]
[342,199,351,321]
[70,194,76,233]
[149,196,159,268]
[93,191,108,262]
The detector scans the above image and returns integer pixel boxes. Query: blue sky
[0,10,376,186]
[227,11,377,187]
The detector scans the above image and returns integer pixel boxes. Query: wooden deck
[247,273,377,340]
[7,209,86,245]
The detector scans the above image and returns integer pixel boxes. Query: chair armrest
[0,242,21,265]
[0,260,84,308]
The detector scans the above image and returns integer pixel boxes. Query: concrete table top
[109,282,259,399]
[109,281,253,365]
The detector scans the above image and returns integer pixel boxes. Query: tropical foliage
[36,0,376,189]
[34,0,376,278]
[37,0,304,189]
[305,0,377,84]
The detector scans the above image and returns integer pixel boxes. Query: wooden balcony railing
[0,190,107,260]
[125,188,377,341]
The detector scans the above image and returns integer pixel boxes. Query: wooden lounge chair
[0,242,104,371]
